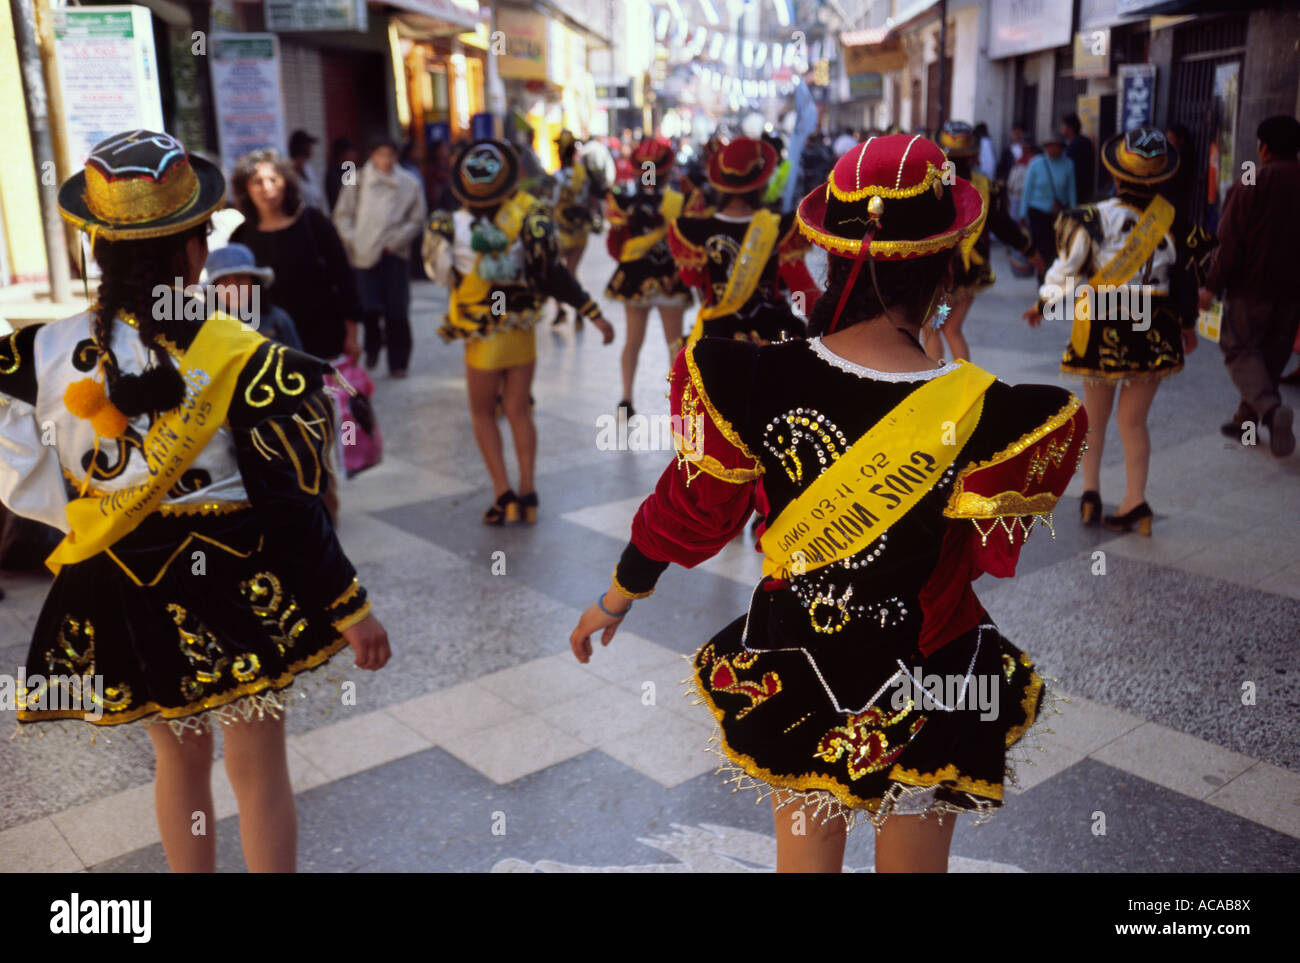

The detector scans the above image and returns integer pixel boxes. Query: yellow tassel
[64,378,107,418]
[90,405,129,439]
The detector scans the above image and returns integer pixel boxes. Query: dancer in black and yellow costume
[925,120,1044,362]
[571,134,1087,872]
[549,130,597,329]
[605,137,694,416]
[425,139,614,524]
[0,130,390,872]
[668,137,820,345]
[1023,126,1197,534]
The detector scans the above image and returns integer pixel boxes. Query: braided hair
[91,222,206,416]
[807,248,954,337]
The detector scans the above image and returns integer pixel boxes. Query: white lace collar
[807,337,960,382]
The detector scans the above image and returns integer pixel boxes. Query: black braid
[91,224,205,416]
[808,248,954,337]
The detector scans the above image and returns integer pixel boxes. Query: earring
[931,298,951,330]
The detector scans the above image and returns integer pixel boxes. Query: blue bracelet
[597,594,632,618]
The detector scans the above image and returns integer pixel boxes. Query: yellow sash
[619,188,684,262]
[1070,194,1174,356]
[959,173,990,271]
[690,210,782,343]
[446,191,535,335]
[761,359,996,580]
[46,313,266,574]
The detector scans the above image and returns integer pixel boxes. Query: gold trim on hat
[797,189,986,259]
[84,158,201,224]
[828,161,944,202]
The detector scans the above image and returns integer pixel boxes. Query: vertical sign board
[209,34,287,178]
[1118,64,1156,132]
[52,5,165,169]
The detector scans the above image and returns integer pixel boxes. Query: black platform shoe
[1102,502,1153,536]
[1080,490,1101,526]
[518,491,539,524]
[484,490,520,526]
[617,399,635,420]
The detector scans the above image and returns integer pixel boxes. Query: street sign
[209,34,286,177]
[1118,63,1156,131]
[263,0,367,32]
[1073,28,1110,79]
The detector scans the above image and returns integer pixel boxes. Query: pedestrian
[926,121,1043,362]
[1018,131,1076,282]
[570,133,1086,872]
[549,130,595,328]
[996,121,1028,182]
[425,139,455,213]
[332,136,427,378]
[832,127,857,156]
[288,129,325,209]
[0,128,389,871]
[1024,126,1197,533]
[1199,114,1300,457]
[973,121,997,180]
[325,136,359,212]
[204,242,303,350]
[229,148,362,363]
[424,139,614,525]
[1163,123,1197,230]
[669,136,819,346]
[604,137,694,417]
[1061,113,1095,203]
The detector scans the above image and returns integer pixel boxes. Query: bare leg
[771,791,848,873]
[621,304,650,403]
[1114,378,1160,514]
[1081,381,1117,495]
[657,304,686,350]
[465,364,511,497]
[222,713,296,873]
[500,361,538,495]
[147,724,216,873]
[874,812,957,872]
[941,296,975,361]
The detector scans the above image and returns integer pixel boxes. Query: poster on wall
[1118,63,1156,132]
[51,5,165,169]
[209,33,286,177]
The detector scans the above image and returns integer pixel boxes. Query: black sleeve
[986,184,1034,254]
[307,207,363,320]
[229,341,369,630]
[522,208,603,320]
[0,325,42,405]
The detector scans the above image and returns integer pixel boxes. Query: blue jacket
[1019,153,1077,219]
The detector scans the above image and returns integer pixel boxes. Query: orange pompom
[64,378,108,419]
[89,403,129,439]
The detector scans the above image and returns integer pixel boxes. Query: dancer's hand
[1198,287,1214,311]
[592,315,616,345]
[569,586,632,663]
[1030,252,1046,275]
[343,613,391,670]
[1022,306,1043,327]
[342,322,362,362]
[1181,327,1198,354]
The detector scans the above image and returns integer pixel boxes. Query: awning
[383,0,480,35]
[840,26,905,75]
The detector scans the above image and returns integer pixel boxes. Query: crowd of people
[0,104,1296,875]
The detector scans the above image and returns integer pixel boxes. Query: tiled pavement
[2,241,1298,873]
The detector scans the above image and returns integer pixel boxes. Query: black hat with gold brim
[58,130,226,242]
[938,120,979,158]
[1101,125,1179,186]
[451,139,521,208]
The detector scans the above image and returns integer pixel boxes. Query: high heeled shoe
[1080,490,1101,526]
[484,490,520,526]
[518,491,539,524]
[1102,502,1152,535]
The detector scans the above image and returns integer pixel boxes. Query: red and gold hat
[57,130,225,241]
[632,137,674,178]
[707,137,778,194]
[450,139,521,208]
[796,133,985,260]
[1101,125,1179,187]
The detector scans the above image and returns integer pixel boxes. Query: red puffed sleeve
[777,218,821,314]
[605,193,628,260]
[668,218,709,290]
[612,343,763,598]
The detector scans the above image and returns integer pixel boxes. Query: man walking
[1200,115,1300,457]
[334,136,427,377]
[1061,113,1095,203]
[1018,131,1076,282]
[289,129,325,209]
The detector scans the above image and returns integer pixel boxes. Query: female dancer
[0,130,389,872]
[425,139,614,524]
[549,130,596,329]
[668,136,820,345]
[1024,126,1196,533]
[571,134,1086,872]
[605,137,694,417]
[923,120,1043,362]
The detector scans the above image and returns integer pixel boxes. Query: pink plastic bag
[326,357,383,476]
